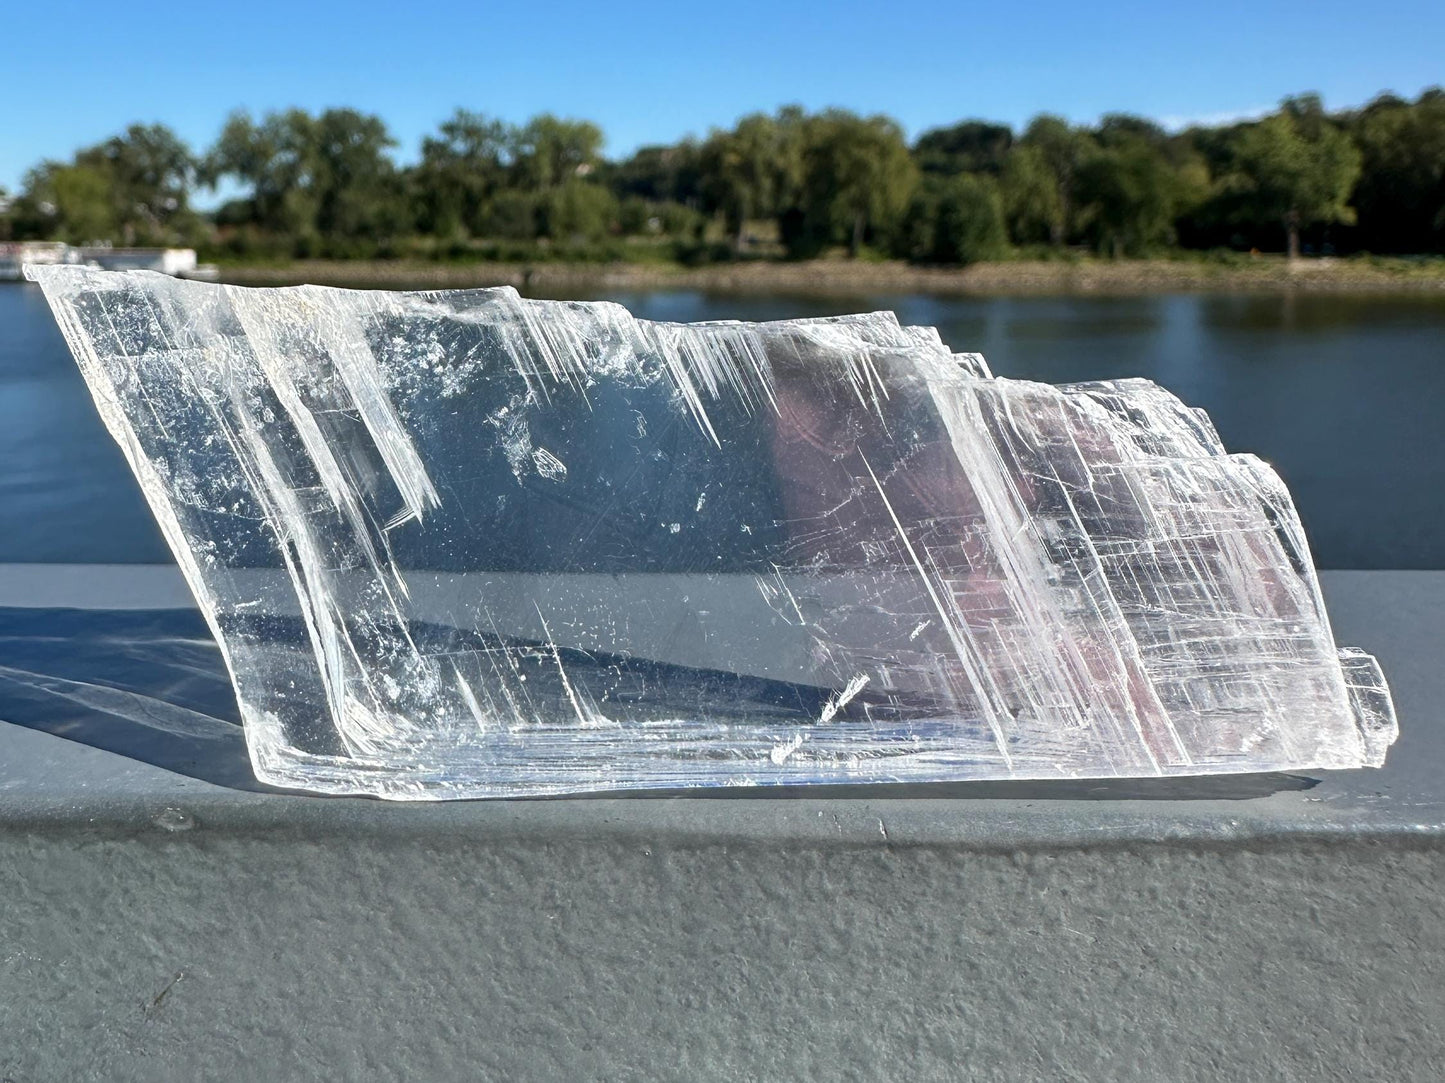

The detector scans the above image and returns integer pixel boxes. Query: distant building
[0,242,68,280]
[0,243,206,281]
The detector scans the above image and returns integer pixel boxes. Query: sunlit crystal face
[27,265,1396,798]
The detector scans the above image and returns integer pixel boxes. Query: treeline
[3,90,1443,264]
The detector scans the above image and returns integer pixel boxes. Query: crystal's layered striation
[27,265,1396,798]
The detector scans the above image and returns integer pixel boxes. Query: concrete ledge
[0,569,1439,844]
[2,569,1442,1078]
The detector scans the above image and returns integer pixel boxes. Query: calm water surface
[2,282,1441,568]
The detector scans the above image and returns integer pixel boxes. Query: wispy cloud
[1158,106,1273,131]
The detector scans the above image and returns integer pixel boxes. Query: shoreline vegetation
[6,89,1444,292]
[216,254,1445,296]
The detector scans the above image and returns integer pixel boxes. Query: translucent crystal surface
[27,265,1397,798]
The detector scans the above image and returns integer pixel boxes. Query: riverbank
[214,255,1445,296]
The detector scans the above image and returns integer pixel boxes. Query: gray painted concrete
[1,570,1442,1080]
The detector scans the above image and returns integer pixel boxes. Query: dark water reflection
[590,289,1445,570]
[2,282,1442,568]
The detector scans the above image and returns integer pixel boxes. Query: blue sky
[2,0,1441,194]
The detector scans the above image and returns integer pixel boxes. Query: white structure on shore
[0,242,213,281]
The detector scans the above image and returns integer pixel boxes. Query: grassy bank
[214,254,1445,296]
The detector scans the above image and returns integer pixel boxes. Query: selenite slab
[26,266,1396,798]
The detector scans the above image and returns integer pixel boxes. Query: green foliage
[618,196,652,236]
[13,123,200,246]
[413,109,511,237]
[1095,114,1168,150]
[19,163,115,243]
[1000,145,1065,246]
[1227,96,1362,257]
[15,89,1445,266]
[700,113,796,250]
[793,110,917,257]
[85,123,200,244]
[913,121,1013,176]
[482,190,541,241]
[1349,90,1445,253]
[902,174,1009,264]
[940,176,1009,263]
[509,115,603,190]
[610,142,703,205]
[671,239,737,267]
[1075,141,1182,256]
[658,201,706,240]
[202,108,402,254]
[541,181,618,243]
[1018,115,1096,245]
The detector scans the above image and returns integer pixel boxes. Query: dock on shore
[0,242,215,281]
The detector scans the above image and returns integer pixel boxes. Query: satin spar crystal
[27,266,1396,798]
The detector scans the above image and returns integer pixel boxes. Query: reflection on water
[2,282,1443,568]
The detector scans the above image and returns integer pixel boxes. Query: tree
[311,109,403,242]
[201,110,307,235]
[1075,140,1181,256]
[913,121,1013,176]
[541,181,617,242]
[700,113,789,251]
[13,124,199,246]
[202,108,402,252]
[1349,88,1445,253]
[510,115,603,191]
[901,174,1008,264]
[1231,96,1362,258]
[1000,144,1065,246]
[794,110,917,257]
[13,88,1439,264]
[1018,115,1095,245]
[414,110,512,237]
[16,162,115,243]
[1095,114,1168,150]
[78,123,198,245]
[482,190,541,241]
[611,142,703,206]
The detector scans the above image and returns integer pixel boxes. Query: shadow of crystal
[0,606,1318,803]
[581,774,1320,801]
[0,606,268,793]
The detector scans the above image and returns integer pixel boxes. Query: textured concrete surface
[1,570,1442,1080]
[4,827,1440,1080]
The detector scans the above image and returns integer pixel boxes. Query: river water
[2,282,1441,568]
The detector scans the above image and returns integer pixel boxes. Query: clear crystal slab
[27,266,1397,799]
